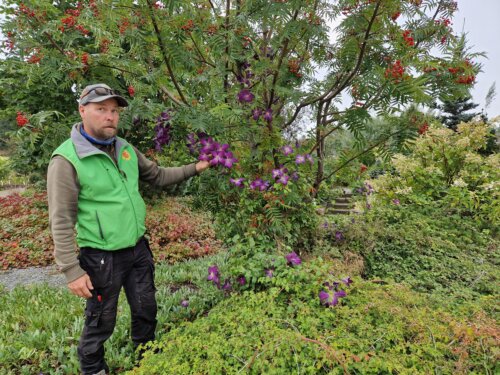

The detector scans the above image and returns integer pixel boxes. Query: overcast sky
[455,0,500,117]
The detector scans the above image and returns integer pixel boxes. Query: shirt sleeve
[133,146,198,188]
[47,156,86,283]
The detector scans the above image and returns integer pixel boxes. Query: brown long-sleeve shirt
[47,136,197,283]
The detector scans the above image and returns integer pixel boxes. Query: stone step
[335,197,352,204]
[328,208,354,215]
[333,203,353,209]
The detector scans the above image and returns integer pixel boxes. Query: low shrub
[132,276,498,374]
[316,203,499,299]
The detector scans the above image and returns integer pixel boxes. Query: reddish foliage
[0,192,53,270]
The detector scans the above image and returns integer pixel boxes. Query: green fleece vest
[52,139,146,250]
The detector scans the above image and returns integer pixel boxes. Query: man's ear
[78,104,85,116]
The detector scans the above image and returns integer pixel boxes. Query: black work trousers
[77,237,157,375]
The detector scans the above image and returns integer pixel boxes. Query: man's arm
[134,146,209,187]
[47,156,93,297]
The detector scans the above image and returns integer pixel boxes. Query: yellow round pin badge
[122,150,131,160]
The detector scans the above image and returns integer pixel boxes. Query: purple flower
[330,295,339,306]
[291,171,299,181]
[260,180,271,191]
[237,89,254,103]
[198,153,211,162]
[237,276,246,286]
[322,221,329,228]
[263,108,273,123]
[249,178,264,190]
[277,174,289,186]
[285,251,301,266]
[319,290,330,304]
[230,177,245,188]
[265,268,274,278]
[222,279,232,291]
[305,154,314,164]
[272,168,283,179]
[210,151,225,166]
[335,231,344,241]
[295,154,306,164]
[216,143,230,153]
[207,265,220,286]
[222,157,237,168]
[393,199,400,205]
[281,145,294,156]
[341,277,353,287]
[252,108,262,121]
[335,290,347,298]
[180,300,189,308]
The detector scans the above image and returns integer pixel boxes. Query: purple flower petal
[319,290,330,303]
[295,154,306,164]
[238,89,255,103]
[263,108,273,122]
[285,252,301,266]
[281,145,294,156]
[341,277,352,286]
[180,300,189,307]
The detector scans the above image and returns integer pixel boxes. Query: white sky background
[455,0,500,117]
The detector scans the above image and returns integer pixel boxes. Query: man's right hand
[68,274,94,299]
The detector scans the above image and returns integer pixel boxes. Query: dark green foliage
[434,96,484,131]
[321,203,499,299]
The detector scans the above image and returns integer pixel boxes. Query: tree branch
[145,0,189,105]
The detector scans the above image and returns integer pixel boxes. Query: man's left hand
[195,160,210,173]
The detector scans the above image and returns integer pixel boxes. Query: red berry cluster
[16,112,29,127]
[288,59,302,78]
[390,11,401,21]
[100,38,110,53]
[58,8,89,35]
[456,75,475,85]
[384,60,405,81]
[19,3,36,17]
[435,17,452,27]
[128,86,135,97]
[181,19,195,32]
[402,30,414,47]
[418,122,429,135]
[27,52,42,64]
[5,32,15,51]
[119,18,131,34]
[206,24,218,36]
[81,52,89,66]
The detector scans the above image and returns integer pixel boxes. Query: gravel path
[0,265,66,291]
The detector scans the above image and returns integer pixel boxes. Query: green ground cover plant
[0,252,229,374]
[132,271,498,374]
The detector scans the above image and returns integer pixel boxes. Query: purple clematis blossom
[210,151,225,166]
[305,154,314,164]
[341,277,353,286]
[393,199,400,205]
[237,89,255,103]
[198,153,211,162]
[229,177,245,188]
[207,265,220,287]
[281,145,294,156]
[249,178,264,190]
[291,171,299,181]
[265,268,274,278]
[277,174,289,186]
[237,276,246,286]
[222,157,237,168]
[319,290,330,304]
[295,154,306,164]
[272,168,283,180]
[222,279,232,291]
[335,290,347,298]
[260,180,271,191]
[263,108,273,123]
[252,108,262,121]
[180,300,189,308]
[335,231,344,241]
[285,251,302,266]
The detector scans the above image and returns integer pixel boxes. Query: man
[47,83,210,375]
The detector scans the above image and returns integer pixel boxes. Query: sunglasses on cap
[80,87,119,99]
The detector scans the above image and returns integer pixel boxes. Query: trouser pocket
[79,248,114,289]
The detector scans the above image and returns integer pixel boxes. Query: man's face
[79,98,120,140]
